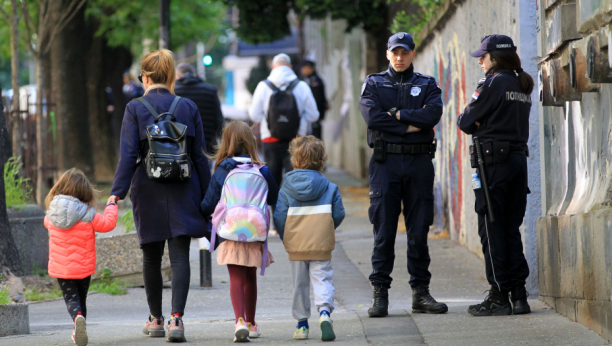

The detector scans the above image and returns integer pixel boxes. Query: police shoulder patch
[361,82,367,96]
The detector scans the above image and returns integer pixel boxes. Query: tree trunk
[86,21,116,182]
[105,46,132,142]
[0,97,23,276]
[9,0,21,160]
[53,4,95,177]
[35,55,47,206]
[49,0,66,174]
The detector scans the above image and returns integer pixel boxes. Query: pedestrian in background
[274,136,345,342]
[301,60,328,140]
[360,32,447,317]
[458,35,533,316]
[122,71,144,103]
[44,168,119,346]
[249,53,319,187]
[175,63,224,155]
[109,49,211,342]
[200,121,279,342]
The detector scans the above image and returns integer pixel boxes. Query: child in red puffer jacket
[44,168,118,346]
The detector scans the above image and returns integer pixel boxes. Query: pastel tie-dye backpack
[210,163,270,274]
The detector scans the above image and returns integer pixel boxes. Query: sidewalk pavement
[1,167,609,345]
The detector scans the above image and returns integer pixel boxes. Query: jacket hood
[176,73,203,86]
[282,170,329,202]
[267,65,298,88]
[218,156,252,171]
[46,195,95,230]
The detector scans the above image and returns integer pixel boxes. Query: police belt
[385,143,436,155]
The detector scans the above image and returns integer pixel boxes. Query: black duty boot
[368,285,389,317]
[510,286,531,314]
[412,286,448,314]
[468,287,512,316]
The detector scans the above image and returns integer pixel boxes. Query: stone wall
[537,0,612,341]
[302,17,371,179]
[8,205,48,275]
[409,0,541,292]
[95,233,171,287]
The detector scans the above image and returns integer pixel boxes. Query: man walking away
[301,60,327,140]
[175,63,224,155]
[249,53,319,187]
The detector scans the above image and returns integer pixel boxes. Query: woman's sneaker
[293,326,309,340]
[167,314,186,342]
[247,322,261,338]
[72,313,88,346]
[234,317,250,343]
[142,315,165,337]
[319,312,336,341]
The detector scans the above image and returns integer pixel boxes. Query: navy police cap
[470,35,517,57]
[388,32,415,52]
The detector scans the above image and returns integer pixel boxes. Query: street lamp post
[159,0,170,50]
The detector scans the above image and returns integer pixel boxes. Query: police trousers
[368,153,434,288]
[474,154,530,292]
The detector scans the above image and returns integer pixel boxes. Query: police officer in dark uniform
[301,60,327,140]
[457,35,533,316]
[360,32,448,317]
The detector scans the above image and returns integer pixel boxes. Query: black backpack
[136,96,192,182]
[264,79,300,141]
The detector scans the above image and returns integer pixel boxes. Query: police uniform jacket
[457,69,531,151]
[360,64,442,146]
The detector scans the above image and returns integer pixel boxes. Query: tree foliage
[224,0,388,44]
[389,0,444,44]
[86,0,225,52]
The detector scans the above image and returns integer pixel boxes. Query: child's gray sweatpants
[291,260,335,321]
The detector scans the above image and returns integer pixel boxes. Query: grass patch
[24,287,63,302]
[89,269,127,295]
[0,275,11,305]
[120,210,136,234]
[4,157,32,207]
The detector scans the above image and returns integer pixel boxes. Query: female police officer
[458,35,533,316]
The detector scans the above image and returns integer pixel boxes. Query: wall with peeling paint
[538,0,612,340]
[411,0,541,293]
[301,18,371,179]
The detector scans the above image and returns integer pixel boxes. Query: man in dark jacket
[175,63,224,154]
[301,60,327,140]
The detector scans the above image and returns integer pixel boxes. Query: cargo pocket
[421,188,434,226]
[368,186,382,224]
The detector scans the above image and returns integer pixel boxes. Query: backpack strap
[137,96,182,122]
[167,96,182,115]
[263,79,279,93]
[286,79,300,92]
[136,97,159,118]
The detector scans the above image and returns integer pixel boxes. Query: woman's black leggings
[57,276,91,321]
[141,235,191,317]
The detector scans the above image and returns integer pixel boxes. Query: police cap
[470,35,517,57]
[388,32,415,52]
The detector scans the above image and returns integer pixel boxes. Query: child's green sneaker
[319,313,336,341]
[293,326,309,339]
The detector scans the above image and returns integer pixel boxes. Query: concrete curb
[0,304,29,337]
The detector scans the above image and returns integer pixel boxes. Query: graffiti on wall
[431,33,470,240]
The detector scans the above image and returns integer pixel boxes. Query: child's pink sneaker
[167,314,186,343]
[247,322,261,338]
[72,313,88,346]
[142,315,165,337]
[234,317,250,342]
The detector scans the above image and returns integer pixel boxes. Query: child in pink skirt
[200,121,279,342]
